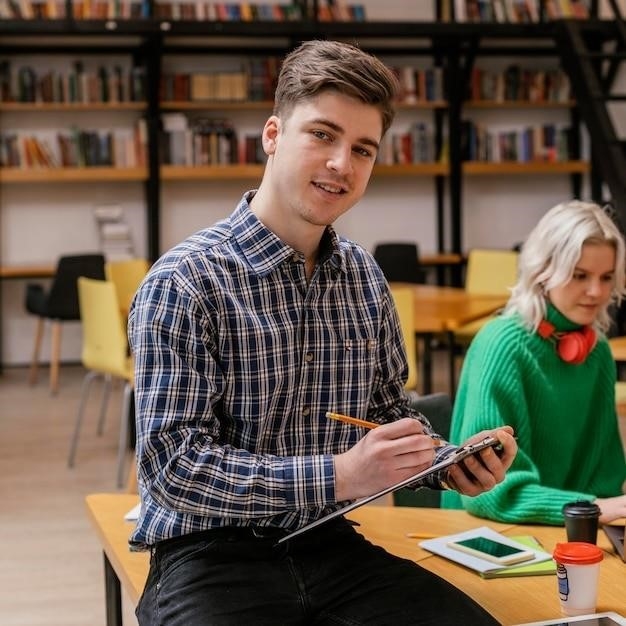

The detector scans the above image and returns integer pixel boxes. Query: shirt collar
[231,192,346,278]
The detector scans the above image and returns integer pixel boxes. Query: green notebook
[479,535,556,579]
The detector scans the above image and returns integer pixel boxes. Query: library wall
[1,0,621,366]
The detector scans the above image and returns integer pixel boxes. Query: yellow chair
[454,248,519,341]
[67,277,134,487]
[104,258,150,316]
[390,285,418,392]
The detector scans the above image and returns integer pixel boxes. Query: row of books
[160,113,240,165]
[0,61,146,104]
[452,0,590,22]
[0,0,66,18]
[0,0,367,20]
[154,1,302,20]
[467,66,571,103]
[160,70,250,103]
[377,123,439,166]
[0,122,147,168]
[460,119,574,162]
[394,66,445,104]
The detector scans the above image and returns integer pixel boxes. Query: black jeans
[136,517,500,626]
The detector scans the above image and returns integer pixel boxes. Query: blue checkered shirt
[128,192,455,549]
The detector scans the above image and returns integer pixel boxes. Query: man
[129,39,517,625]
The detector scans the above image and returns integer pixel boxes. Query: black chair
[26,254,105,394]
[373,242,425,284]
[393,392,452,508]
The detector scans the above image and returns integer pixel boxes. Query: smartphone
[447,536,535,566]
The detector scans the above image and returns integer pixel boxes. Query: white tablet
[514,611,626,626]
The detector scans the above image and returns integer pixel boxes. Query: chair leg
[96,374,112,436]
[116,382,133,488]
[29,318,45,385]
[68,370,99,468]
[49,321,62,395]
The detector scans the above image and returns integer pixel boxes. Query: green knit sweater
[441,304,626,525]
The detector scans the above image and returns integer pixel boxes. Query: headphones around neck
[537,320,597,364]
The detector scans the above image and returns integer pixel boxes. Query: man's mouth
[314,181,346,194]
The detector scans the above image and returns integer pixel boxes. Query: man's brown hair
[273,39,399,136]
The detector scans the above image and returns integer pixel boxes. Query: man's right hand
[333,418,438,502]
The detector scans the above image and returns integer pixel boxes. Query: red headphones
[537,320,597,364]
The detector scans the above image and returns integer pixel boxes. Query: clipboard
[277,435,502,544]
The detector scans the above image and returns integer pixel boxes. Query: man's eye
[312,130,330,141]
[354,147,373,158]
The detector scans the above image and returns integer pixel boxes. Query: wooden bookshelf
[160,162,449,181]
[0,167,148,183]
[464,100,576,109]
[463,160,589,175]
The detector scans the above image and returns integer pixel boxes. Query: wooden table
[403,284,507,393]
[85,495,626,626]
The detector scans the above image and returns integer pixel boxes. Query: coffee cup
[553,542,603,616]
[562,500,601,544]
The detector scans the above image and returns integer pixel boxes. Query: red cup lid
[553,542,603,565]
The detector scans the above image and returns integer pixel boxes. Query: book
[419,526,553,577]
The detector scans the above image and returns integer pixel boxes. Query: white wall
[0,0,616,365]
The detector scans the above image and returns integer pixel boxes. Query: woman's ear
[262,115,280,155]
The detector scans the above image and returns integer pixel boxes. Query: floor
[1,365,138,626]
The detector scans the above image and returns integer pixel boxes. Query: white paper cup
[553,542,603,616]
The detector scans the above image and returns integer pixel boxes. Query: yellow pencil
[406,532,438,539]
[325,411,378,429]
[325,411,443,447]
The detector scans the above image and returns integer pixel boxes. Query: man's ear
[262,115,280,155]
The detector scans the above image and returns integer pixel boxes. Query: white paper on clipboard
[277,435,502,544]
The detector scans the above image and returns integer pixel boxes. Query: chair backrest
[105,258,150,314]
[373,242,424,284]
[394,392,452,508]
[47,254,106,319]
[390,285,418,391]
[78,277,129,378]
[465,249,519,296]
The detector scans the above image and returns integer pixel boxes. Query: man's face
[547,242,616,326]
[262,90,384,228]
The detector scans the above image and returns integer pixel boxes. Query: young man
[129,39,517,625]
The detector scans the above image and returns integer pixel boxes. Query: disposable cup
[562,500,601,544]
[553,542,603,616]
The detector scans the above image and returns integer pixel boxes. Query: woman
[442,200,626,524]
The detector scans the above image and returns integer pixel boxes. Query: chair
[393,392,452,507]
[105,258,150,316]
[26,254,106,394]
[373,242,425,284]
[453,248,519,342]
[390,285,419,392]
[67,277,134,487]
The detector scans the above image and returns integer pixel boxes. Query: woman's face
[547,242,616,326]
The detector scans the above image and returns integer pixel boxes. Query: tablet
[514,612,626,626]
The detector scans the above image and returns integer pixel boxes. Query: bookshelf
[0,0,617,366]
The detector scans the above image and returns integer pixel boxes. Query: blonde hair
[505,200,626,334]
[273,39,399,136]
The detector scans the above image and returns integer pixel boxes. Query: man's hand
[445,427,517,496]
[333,418,439,501]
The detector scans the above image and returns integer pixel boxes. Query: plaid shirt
[128,192,455,549]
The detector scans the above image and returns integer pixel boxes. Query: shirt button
[304,352,314,362]
[302,407,310,417]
